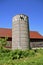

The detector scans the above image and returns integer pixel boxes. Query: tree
[0,37,8,49]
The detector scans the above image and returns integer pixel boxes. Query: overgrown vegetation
[0,37,8,49]
[0,48,43,65]
[0,38,43,65]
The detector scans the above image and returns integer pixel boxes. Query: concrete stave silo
[12,14,30,50]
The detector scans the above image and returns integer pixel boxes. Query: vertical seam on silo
[19,19,21,48]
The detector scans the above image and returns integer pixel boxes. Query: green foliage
[0,48,43,65]
[9,49,29,59]
[0,37,8,49]
[29,50,35,56]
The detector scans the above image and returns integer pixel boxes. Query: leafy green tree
[0,37,8,49]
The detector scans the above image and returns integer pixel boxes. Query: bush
[9,49,23,59]
[0,49,43,65]
[6,49,30,59]
[29,50,35,56]
[0,48,11,53]
[20,50,29,57]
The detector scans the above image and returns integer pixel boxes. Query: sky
[0,0,43,35]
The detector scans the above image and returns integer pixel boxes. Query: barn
[0,28,43,48]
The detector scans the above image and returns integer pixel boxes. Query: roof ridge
[0,28,11,30]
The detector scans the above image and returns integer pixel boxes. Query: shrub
[9,49,31,59]
[29,50,35,56]
[20,50,29,57]
[0,37,8,49]
[0,49,43,65]
[34,49,38,52]
[0,48,11,53]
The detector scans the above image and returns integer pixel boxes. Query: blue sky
[0,0,43,35]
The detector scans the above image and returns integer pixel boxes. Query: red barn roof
[30,31,43,39]
[0,28,43,39]
[0,28,12,37]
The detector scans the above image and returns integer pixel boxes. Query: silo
[12,14,30,50]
